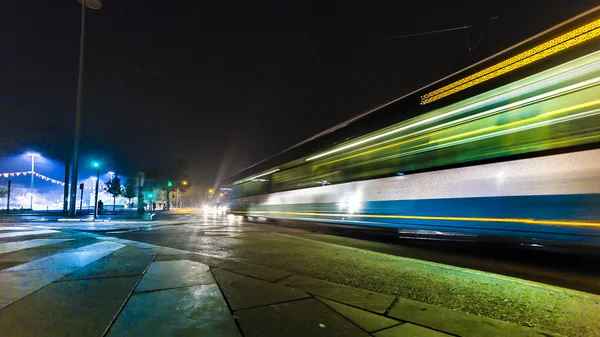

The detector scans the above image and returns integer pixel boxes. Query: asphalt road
[105,212,600,336]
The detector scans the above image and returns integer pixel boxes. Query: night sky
[2,0,598,186]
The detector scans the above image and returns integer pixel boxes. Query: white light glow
[337,194,362,214]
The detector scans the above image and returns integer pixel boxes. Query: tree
[122,177,137,209]
[105,176,122,211]
[141,156,191,210]
[0,187,7,199]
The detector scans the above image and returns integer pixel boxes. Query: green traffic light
[167,181,173,187]
[147,192,154,199]
[92,161,99,168]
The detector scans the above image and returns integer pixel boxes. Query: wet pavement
[0,213,599,336]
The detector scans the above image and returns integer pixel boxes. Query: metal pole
[79,184,84,212]
[69,0,87,216]
[93,167,99,219]
[63,155,70,212]
[30,155,34,209]
[176,187,180,208]
[137,174,144,214]
[6,180,11,214]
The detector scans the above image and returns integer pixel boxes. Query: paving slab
[60,254,155,281]
[135,260,214,292]
[212,268,309,310]
[155,246,192,255]
[211,260,292,282]
[0,238,72,254]
[0,268,75,309]
[276,274,395,313]
[5,241,125,272]
[0,239,100,263]
[154,253,227,265]
[108,245,158,257]
[236,298,370,337]
[373,323,452,337]
[107,284,241,337]
[0,276,140,337]
[387,297,559,337]
[317,296,401,332]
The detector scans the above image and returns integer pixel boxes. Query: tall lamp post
[26,153,39,210]
[205,189,213,203]
[175,181,188,208]
[92,161,100,219]
[69,0,103,217]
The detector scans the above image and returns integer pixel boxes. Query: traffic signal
[146,192,154,199]
[167,181,173,187]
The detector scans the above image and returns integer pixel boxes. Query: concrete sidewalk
[0,226,561,336]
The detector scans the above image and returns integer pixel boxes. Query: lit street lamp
[25,152,40,209]
[176,181,188,208]
[205,188,213,203]
[69,0,102,217]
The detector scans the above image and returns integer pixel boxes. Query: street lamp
[108,171,115,181]
[77,0,102,9]
[25,152,40,210]
[69,0,102,217]
[176,181,188,208]
[92,161,100,219]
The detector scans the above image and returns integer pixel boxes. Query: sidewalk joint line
[233,296,312,312]
[132,282,217,295]
[54,273,145,282]
[368,322,405,334]
[384,297,398,315]
[270,273,294,283]
[101,274,145,337]
[212,269,247,337]
[313,295,377,335]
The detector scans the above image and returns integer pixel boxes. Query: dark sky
[2,0,598,186]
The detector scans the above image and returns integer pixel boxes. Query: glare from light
[337,194,362,214]
[201,204,229,215]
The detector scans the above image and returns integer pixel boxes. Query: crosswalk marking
[0,230,59,239]
[0,239,72,254]
[0,226,37,231]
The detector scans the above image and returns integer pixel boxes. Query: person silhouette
[98,200,104,214]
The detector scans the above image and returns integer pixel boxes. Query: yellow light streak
[313,128,456,169]
[306,68,600,162]
[421,18,600,104]
[232,210,600,228]
[313,99,600,168]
